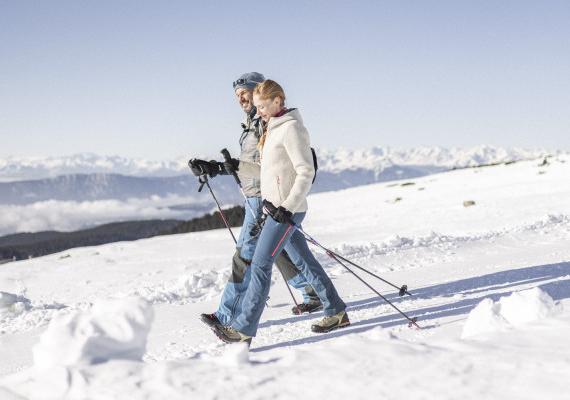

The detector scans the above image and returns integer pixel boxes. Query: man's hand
[223,158,240,176]
[188,159,223,178]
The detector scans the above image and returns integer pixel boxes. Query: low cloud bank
[0,196,213,235]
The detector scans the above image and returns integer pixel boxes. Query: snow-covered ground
[0,155,569,399]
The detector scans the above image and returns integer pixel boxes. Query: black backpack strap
[311,147,318,184]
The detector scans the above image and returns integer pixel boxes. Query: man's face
[235,88,254,113]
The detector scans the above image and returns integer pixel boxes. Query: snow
[461,288,562,338]
[0,293,31,319]
[32,297,153,369]
[315,144,554,173]
[1,146,563,236]
[0,146,560,181]
[0,154,569,399]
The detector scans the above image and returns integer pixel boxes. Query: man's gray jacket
[237,109,263,197]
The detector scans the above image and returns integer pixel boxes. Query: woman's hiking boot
[311,311,350,333]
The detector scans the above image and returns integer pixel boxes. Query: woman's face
[253,94,282,122]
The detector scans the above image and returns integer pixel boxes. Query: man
[189,72,322,329]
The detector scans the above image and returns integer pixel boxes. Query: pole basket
[408,317,420,329]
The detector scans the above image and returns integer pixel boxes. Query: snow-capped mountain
[0,146,556,182]
[0,153,189,182]
[316,145,554,173]
[0,146,559,235]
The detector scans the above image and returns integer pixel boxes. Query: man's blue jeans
[215,197,314,325]
[232,212,346,336]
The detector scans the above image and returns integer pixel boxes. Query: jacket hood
[268,108,302,130]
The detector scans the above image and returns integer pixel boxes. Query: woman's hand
[272,206,293,224]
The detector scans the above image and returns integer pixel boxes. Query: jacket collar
[268,108,301,130]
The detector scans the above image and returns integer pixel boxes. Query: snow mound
[500,287,560,325]
[0,303,68,335]
[0,292,31,319]
[128,269,230,305]
[32,297,153,369]
[462,287,561,338]
[0,292,69,335]
[215,343,250,367]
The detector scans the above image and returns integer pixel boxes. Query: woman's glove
[272,206,293,224]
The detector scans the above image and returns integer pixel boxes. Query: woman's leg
[231,214,300,336]
[283,229,346,316]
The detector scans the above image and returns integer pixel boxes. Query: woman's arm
[280,122,315,213]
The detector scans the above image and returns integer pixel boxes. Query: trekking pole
[221,148,300,310]
[189,161,237,244]
[301,229,412,296]
[284,218,412,296]
[290,222,420,329]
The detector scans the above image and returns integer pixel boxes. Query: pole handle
[221,148,242,186]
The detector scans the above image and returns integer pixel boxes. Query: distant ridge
[0,146,558,236]
[0,206,245,262]
[0,146,556,182]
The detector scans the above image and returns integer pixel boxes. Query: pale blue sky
[1,0,569,159]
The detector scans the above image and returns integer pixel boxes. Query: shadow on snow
[252,261,570,352]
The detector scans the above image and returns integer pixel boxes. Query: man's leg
[213,197,262,325]
[274,251,322,312]
[214,249,252,325]
[282,227,346,317]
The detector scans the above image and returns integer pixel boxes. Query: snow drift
[32,297,154,369]
[0,292,31,319]
[461,287,562,338]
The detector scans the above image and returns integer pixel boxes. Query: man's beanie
[233,72,265,91]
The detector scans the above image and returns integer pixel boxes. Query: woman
[214,79,350,343]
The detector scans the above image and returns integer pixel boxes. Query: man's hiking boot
[213,324,252,345]
[200,313,222,329]
[311,310,350,333]
[292,300,324,315]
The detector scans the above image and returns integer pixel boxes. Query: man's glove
[271,206,293,224]
[188,159,223,178]
[223,158,240,176]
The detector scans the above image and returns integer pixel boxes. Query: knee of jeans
[229,251,251,284]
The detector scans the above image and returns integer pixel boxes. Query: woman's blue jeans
[232,212,346,336]
[214,197,315,325]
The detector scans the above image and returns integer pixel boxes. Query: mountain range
[0,146,558,235]
[0,145,554,182]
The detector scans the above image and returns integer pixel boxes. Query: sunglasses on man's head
[233,78,261,89]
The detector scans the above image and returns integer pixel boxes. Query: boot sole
[311,320,351,334]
